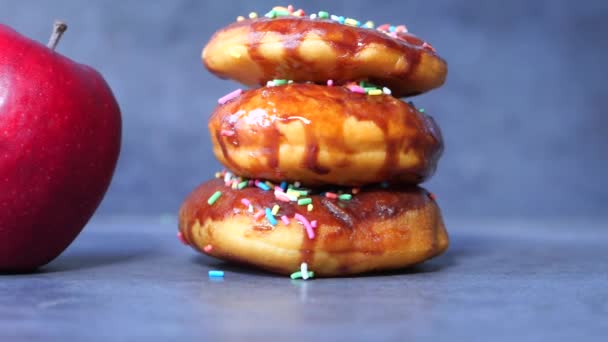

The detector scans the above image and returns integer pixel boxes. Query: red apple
[0,21,121,271]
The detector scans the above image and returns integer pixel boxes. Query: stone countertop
[1,217,606,341]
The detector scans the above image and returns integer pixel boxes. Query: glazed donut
[209,83,443,186]
[178,178,448,276]
[202,17,447,98]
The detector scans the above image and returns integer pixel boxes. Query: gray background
[2,0,607,220]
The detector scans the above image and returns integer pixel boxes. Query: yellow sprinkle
[344,18,358,26]
[236,16,245,22]
[249,12,258,19]
[287,189,301,198]
[364,21,375,28]
[307,204,313,212]
[368,89,383,96]
[231,181,238,190]
[273,6,288,11]
[272,205,280,216]
[215,172,222,178]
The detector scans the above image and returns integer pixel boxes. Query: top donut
[202,7,448,98]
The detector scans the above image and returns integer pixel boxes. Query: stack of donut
[178,6,449,277]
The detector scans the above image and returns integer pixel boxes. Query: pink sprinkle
[287,4,293,13]
[253,209,265,221]
[248,180,255,186]
[274,186,283,192]
[177,232,188,245]
[203,244,213,253]
[422,42,436,52]
[311,220,317,228]
[325,192,338,199]
[377,24,390,31]
[275,191,291,202]
[221,130,235,136]
[327,79,334,86]
[241,198,251,207]
[396,25,408,33]
[281,215,290,225]
[218,89,243,104]
[389,32,398,38]
[347,85,366,94]
[294,213,315,240]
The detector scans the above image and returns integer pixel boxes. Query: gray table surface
[1,216,606,341]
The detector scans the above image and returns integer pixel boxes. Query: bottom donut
[178,178,448,277]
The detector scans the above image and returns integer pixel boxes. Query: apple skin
[0,24,121,271]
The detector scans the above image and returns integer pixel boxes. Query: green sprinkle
[290,271,315,280]
[272,79,288,85]
[207,191,222,205]
[297,198,312,206]
[274,9,290,16]
[265,10,276,18]
[237,181,248,189]
[318,11,329,19]
[419,108,426,113]
[298,190,309,196]
[339,194,352,201]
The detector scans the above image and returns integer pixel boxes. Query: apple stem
[47,20,68,51]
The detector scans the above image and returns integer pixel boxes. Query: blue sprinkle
[280,181,288,191]
[389,25,396,32]
[208,270,224,278]
[256,182,270,191]
[338,16,345,24]
[265,208,277,226]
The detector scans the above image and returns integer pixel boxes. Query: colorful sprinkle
[238,181,249,190]
[236,15,245,22]
[347,84,366,94]
[218,88,242,104]
[177,232,188,245]
[208,270,224,278]
[295,213,315,239]
[221,129,235,136]
[301,262,311,279]
[327,79,334,86]
[280,181,288,191]
[368,89,383,96]
[249,12,258,19]
[290,269,315,280]
[281,215,290,225]
[325,192,338,199]
[248,204,254,213]
[311,220,317,228]
[396,25,408,33]
[203,244,213,253]
[256,181,271,191]
[241,198,251,207]
[338,194,352,201]
[382,87,392,95]
[318,11,329,19]
[307,203,313,212]
[344,18,359,27]
[265,208,277,226]
[275,191,292,202]
[352,188,360,194]
[297,198,312,206]
[254,209,265,221]
[207,191,222,205]
[272,79,288,86]
[271,204,280,216]
[419,108,426,113]
[363,20,375,29]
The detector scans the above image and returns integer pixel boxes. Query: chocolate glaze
[207,18,447,98]
[209,84,444,186]
[180,178,432,266]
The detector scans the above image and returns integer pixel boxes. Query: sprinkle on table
[207,191,222,205]
[208,270,224,278]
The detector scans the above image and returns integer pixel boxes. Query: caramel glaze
[206,18,447,98]
[209,83,444,186]
[179,178,434,269]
